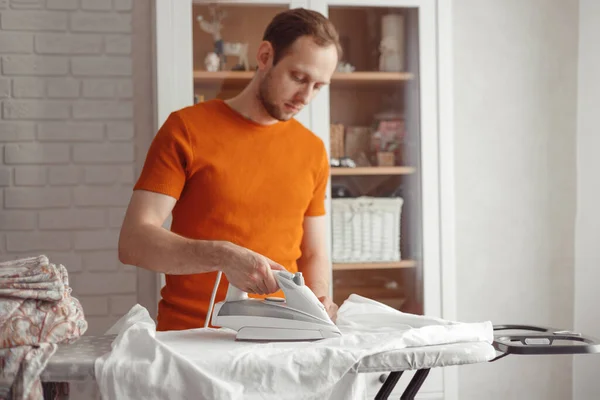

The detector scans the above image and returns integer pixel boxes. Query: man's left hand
[318,296,339,323]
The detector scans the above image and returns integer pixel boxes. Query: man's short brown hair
[262,8,342,65]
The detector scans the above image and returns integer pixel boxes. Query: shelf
[331,166,416,176]
[334,287,406,308]
[333,260,417,271]
[193,71,414,86]
[332,71,414,83]
[194,70,253,83]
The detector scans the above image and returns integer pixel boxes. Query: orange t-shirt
[133,99,329,331]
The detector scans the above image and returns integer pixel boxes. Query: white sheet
[95,295,494,400]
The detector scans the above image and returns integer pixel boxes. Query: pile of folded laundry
[0,255,87,400]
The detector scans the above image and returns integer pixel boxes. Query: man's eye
[292,74,303,82]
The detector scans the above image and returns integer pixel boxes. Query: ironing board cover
[40,334,495,383]
[40,335,115,382]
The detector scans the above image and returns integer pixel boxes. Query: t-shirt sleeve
[133,111,193,200]
[304,144,330,217]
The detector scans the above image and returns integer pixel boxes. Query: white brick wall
[0,0,137,348]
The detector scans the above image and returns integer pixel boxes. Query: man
[118,8,342,331]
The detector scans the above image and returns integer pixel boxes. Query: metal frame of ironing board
[373,324,600,400]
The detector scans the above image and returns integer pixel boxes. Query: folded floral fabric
[0,255,88,400]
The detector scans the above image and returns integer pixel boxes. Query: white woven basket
[331,196,404,263]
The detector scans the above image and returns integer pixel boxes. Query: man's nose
[296,86,312,105]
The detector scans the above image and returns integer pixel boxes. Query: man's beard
[257,71,292,121]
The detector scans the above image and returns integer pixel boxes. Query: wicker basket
[331,196,403,263]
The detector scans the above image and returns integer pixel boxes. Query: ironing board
[40,334,492,399]
[39,325,600,400]
[371,324,600,400]
[40,335,116,400]
[358,340,495,399]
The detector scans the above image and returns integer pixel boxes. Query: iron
[210,270,342,341]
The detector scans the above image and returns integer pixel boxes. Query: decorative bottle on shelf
[379,14,404,72]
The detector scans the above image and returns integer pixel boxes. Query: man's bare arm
[297,215,331,298]
[118,190,284,295]
[118,190,233,275]
[297,215,338,320]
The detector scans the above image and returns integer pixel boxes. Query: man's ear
[256,41,273,71]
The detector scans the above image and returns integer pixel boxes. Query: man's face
[257,35,338,121]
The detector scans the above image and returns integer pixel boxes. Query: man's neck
[225,80,279,126]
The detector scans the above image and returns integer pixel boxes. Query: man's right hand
[221,242,286,295]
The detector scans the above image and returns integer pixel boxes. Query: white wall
[0,1,152,398]
[0,0,139,336]
[453,0,579,398]
[574,0,600,398]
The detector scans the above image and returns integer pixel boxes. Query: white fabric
[95,295,494,400]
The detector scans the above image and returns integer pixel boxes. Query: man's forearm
[118,223,234,275]
[297,254,331,298]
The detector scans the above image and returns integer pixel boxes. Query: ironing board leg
[374,371,403,400]
[400,369,430,400]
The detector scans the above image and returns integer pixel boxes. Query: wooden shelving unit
[333,260,417,271]
[188,2,428,319]
[193,70,414,85]
[331,166,415,176]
